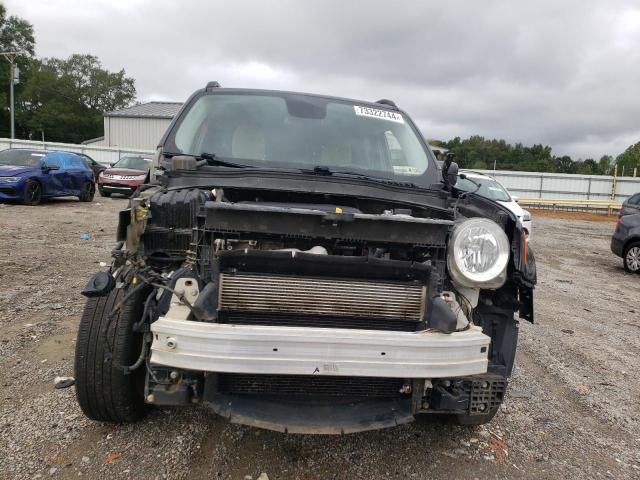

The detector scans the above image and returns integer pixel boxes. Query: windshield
[0,149,46,167]
[114,156,151,171]
[168,92,429,179]
[456,176,512,202]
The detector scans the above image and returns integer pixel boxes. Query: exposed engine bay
[83,181,536,432]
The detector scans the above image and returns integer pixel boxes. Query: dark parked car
[611,212,640,273]
[79,153,108,179]
[97,154,152,197]
[619,192,640,217]
[75,84,536,433]
[0,148,95,205]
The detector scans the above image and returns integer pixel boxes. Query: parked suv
[611,212,640,273]
[74,84,536,433]
[97,154,152,197]
[620,192,640,217]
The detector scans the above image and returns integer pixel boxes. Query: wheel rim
[27,183,40,203]
[626,246,640,272]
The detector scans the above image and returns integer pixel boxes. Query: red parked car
[97,155,152,197]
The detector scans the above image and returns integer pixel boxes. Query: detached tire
[74,285,150,422]
[623,241,640,273]
[78,182,95,202]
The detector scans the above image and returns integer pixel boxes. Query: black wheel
[78,182,95,202]
[623,241,640,273]
[74,284,150,422]
[98,188,111,197]
[23,179,42,205]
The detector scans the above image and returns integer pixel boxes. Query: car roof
[6,148,84,158]
[196,87,403,112]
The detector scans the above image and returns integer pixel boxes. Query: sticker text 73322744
[354,106,404,124]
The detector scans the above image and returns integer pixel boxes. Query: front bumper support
[150,319,490,378]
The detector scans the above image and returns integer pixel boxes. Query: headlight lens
[0,176,21,183]
[447,218,510,288]
[522,210,531,222]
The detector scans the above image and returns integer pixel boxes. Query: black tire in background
[98,188,111,197]
[74,285,150,422]
[78,181,95,202]
[623,241,640,274]
[23,179,42,205]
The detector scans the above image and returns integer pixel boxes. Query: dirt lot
[1,198,639,480]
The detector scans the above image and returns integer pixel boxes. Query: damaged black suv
[74,83,536,433]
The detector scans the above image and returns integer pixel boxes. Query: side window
[629,194,640,205]
[70,156,86,169]
[44,154,61,169]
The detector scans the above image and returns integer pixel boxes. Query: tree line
[429,136,640,177]
[0,3,136,144]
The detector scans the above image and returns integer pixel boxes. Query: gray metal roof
[106,101,183,119]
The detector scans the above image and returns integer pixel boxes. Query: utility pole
[0,51,24,139]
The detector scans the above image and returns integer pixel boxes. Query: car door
[66,154,91,194]
[40,153,70,197]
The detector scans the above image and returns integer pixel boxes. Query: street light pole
[0,51,23,139]
[9,62,14,138]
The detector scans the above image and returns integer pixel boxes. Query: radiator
[218,273,426,320]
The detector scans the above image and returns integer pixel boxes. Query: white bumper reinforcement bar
[150,318,490,378]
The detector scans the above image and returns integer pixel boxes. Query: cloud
[5,0,640,158]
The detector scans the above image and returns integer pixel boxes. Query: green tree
[18,54,136,143]
[553,155,576,174]
[598,155,613,175]
[575,158,598,174]
[615,142,640,177]
[0,3,35,137]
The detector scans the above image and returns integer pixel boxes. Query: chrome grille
[219,273,425,320]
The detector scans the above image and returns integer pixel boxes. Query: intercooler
[218,374,404,397]
[218,272,426,321]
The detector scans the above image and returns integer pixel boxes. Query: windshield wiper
[163,152,249,169]
[300,165,416,187]
[197,152,249,168]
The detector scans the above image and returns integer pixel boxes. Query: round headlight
[447,218,510,288]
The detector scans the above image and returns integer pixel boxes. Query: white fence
[472,169,640,204]
[0,138,154,166]
[2,138,638,203]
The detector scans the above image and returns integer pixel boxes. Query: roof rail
[375,99,398,110]
[205,81,221,91]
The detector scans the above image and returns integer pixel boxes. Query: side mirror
[512,195,519,203]
[442,152,458,190]
[442,160,459,190]
[42,164,60,172]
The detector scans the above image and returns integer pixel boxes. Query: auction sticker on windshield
[354,105,404,123]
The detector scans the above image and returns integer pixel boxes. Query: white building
[83,102,183,150]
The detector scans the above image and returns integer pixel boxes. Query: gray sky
[6,0,640,159]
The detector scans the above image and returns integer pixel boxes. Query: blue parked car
[0,148,95,205]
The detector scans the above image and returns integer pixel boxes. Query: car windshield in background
[170,92,429,179]
[0,149,46,166]
[456,176,512,202]
[114,156,151,171]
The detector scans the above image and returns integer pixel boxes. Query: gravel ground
[0,198,639,480]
